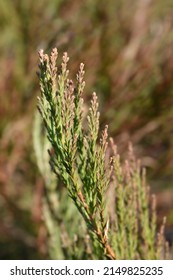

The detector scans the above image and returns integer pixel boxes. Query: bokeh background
[0,0,173,259]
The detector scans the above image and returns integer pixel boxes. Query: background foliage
[0,0,173,259]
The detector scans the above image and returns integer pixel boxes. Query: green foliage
[1,0,173,260]
[33,111,90,260]
[37,49,168,259]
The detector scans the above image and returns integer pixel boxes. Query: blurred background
[0,0,173,259]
